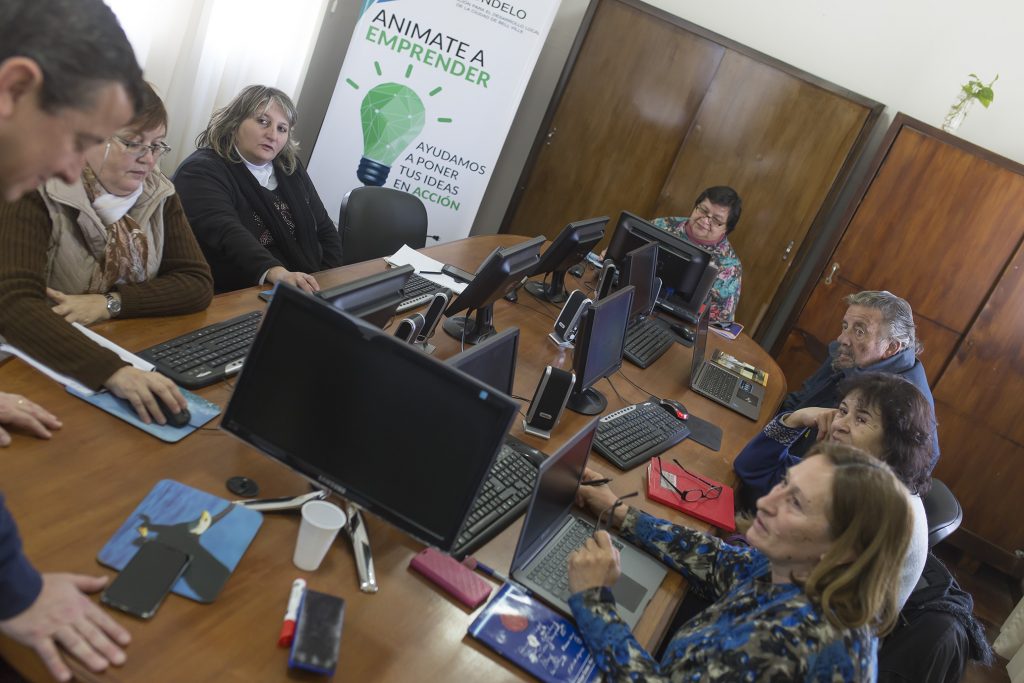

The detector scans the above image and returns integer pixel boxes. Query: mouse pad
[66,386,220,443]
[98,479,262,603]
[685,413,723,451]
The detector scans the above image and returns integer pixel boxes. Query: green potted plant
[942,73,998,133]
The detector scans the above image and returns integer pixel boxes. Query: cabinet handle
[781,240,795,261]
[824,262,839,285]
[545,127,557,146]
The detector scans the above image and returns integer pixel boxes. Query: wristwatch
[105,293,122,318]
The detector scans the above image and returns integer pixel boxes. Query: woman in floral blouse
[651,186,742,325]
[568,443,912,682]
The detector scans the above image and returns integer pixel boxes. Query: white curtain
[996,595,1024,683]
[106,0,329,173]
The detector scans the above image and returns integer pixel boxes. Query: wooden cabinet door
[653,51,869,331]
[931,236,1024,557]
[506,0,724,241]
[776,118,1024,390]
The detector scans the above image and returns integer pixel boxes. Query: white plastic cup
[293,501,347,571]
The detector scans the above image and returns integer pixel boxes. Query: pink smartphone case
[409,548,492,609]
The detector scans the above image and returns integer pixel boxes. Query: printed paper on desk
[384,245,468,293]
[646,458,736,532]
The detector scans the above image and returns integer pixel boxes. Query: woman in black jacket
[174,85,342,293]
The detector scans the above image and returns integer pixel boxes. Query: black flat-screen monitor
[221,284,518,551]
[317,264,414,328]
[566,285,634,415]
[445,327,519,395]
[618,242,658,320]
[523,217,608,304]
[605,211,710,309]
[443,236,544,344]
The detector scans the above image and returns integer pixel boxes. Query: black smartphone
[101,542,191,619]
[441,263,475,283]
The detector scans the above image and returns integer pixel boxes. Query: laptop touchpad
[611,573,646,611]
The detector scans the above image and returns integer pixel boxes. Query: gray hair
[195,85,301,175]
[844,290,922,356]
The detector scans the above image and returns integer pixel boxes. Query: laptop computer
[509,419,668,629]
[689,307,765,420]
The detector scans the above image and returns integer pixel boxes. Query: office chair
[922,478,962,547]
[339,187,428,265]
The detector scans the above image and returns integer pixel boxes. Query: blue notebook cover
[97,479,262,603]
[67,385,221,443]
[468,584,600,683]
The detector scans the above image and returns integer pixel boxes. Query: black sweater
[174,148,343,292]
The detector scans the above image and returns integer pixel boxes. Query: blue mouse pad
[98,479,263,603]
[67,385,220,443]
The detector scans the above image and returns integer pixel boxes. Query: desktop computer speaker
[548,290,591,348]
[393,313,424,343]
[415,289,451,353]
[523,366,575,439]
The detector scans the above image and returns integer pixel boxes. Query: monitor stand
[566,386,607,415]
[442,306,496,345]
[344,504,378,593]
[524,269,569,304]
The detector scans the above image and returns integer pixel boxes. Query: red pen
[277,578,306,647]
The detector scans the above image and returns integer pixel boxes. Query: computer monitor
[221,284,518,551]
[443,236,544,345]
[566,285,634,415]
[617,242,658,320]
[523,217,608,304]
[317,264,414,328]
[605,211,710,310]
[445,327,519,395]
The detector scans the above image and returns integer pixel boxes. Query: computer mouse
[670,323,696,343]
[659,398,688,421]
[160,401,191,428]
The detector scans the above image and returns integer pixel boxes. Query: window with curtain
[107,0,329,173]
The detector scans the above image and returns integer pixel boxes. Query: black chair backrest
[339,187,428,265]
[921,478,963,547]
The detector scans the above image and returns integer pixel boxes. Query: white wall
[645,0,1021,164]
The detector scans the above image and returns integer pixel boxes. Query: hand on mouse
[104,367,187,424]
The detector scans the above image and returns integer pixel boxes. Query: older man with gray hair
[780,290,938,466]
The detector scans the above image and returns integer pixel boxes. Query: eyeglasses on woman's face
[112,135,172,161]
[691,202,728,229]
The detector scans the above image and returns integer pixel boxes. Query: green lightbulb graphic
[357,82,425,186]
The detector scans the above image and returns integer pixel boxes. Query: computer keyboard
[593,400,691,470]
[451,435,544,559]
[526,518,623,600]
[623,317,675,369]
[695,365,739,403]
[138,311,262,389]
[395,273,445,312]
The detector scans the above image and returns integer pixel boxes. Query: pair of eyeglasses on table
[656,456,723,503]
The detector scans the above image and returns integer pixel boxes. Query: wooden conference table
[0,235,784,682]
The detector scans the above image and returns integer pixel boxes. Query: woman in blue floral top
[568,443,913,682]
[651,186,742,325]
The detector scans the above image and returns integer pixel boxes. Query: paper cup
[293,500,347,571]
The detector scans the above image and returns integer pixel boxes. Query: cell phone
[101,542,191,619]
[441,263,475,283]
[288,590,345,675]
[409,547,491,608]
[709,321,744,340]
[258,289,274,302]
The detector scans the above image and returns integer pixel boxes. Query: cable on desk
[615,370,655,400]
[604,375,626,405]
[516,301,557,322]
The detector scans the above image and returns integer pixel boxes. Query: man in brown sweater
[0,1,149,680]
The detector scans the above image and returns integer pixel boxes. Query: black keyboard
[451,435,544,559]
[526,518,623,600]
[623,317,675,369]
[395,273,445,312]
[695,364,739,403]
[138,311,262,389]
[593,400,691,470]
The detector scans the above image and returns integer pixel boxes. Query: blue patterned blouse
[649,216,742,325]
[568,508,876,682]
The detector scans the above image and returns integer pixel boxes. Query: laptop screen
[511,419,598,572]
[221,285,518,551]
